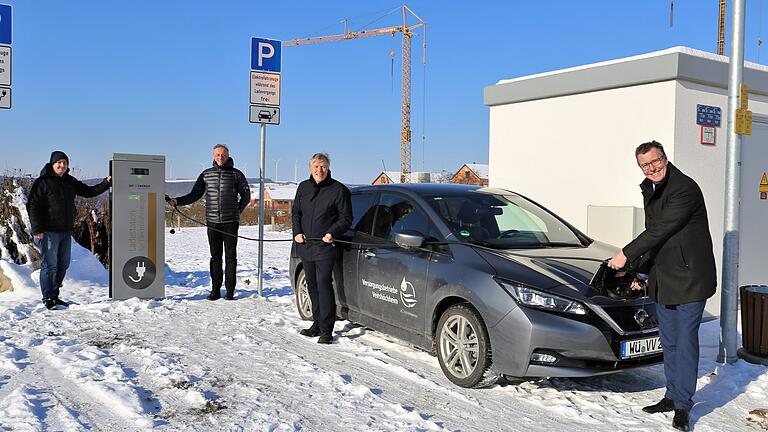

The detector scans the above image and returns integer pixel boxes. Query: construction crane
[718,0,727,55]
[284,5,426,183]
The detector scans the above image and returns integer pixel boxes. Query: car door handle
[363,249,376,259]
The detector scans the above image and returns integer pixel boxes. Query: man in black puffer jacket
[27,151,111,310]
[292,152,352,344]
[167,144,250,300]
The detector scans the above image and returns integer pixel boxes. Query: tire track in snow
[88,297,545,431]
[0,312,158,431]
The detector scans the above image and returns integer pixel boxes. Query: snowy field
[0,226,766,431]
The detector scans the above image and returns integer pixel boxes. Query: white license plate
[620,336,662,359]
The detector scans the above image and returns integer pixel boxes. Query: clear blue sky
[3,1,768,184]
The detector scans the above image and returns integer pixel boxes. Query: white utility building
[484,46,768,317]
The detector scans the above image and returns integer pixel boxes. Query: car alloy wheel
[436,304,494,388]
[295,269,313,321]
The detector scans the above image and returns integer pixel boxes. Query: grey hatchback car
[289,184,662,388]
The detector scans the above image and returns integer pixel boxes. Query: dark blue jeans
[657,300,706,411]
[37,232,72,300]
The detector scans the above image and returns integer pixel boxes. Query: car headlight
[495,278,587,315]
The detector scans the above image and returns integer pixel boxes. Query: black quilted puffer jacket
[174,157,250,224]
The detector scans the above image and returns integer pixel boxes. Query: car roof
[350,183,516,197]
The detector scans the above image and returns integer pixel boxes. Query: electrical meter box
[110,153,165,300]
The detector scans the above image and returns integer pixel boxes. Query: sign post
[250,37,282,297]
[0,3,12,110]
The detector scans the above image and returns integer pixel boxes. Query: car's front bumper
[488,304,662,378]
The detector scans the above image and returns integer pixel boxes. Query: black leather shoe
[224,291,235,300]
[300,324,321,337]
[317,332,333,344]
[672,409,690,431]
[43,298,56,310]
[54,297,69,307]
[207,291,221,301]
[642,397,675,414]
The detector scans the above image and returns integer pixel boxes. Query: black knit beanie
[50,151,69,165]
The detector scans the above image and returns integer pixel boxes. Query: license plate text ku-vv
[620,336,662,359]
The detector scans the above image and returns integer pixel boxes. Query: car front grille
[599,302,659,334]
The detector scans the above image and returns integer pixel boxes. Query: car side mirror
[395,231,425,249]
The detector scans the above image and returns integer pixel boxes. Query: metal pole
[718,0,745,364]
[258,124,266,298]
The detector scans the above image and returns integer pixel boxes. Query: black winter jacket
[27,164,110,234]
[622,162,717,305]
[175,158,250,224]
[292,172,352,261]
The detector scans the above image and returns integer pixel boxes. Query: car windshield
[426,190,586,249]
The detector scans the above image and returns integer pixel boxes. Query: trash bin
[740,285,768,356]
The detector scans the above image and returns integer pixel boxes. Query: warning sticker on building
[760,173,768,194]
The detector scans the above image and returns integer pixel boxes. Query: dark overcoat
[623,162,717,305]
[291,172,352,262]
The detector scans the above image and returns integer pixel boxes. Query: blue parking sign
[0,4,10,45]
[251,37,281,73]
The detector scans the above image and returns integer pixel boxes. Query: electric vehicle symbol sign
[122,256,156,290]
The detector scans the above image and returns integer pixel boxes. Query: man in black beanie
[27,151,111,310]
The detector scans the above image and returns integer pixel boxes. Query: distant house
[249,183,298,212]
[450,163,489,186]
[372,171,447,185]
[372,171,402,185]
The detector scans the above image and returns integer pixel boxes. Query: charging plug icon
[121,257,155,290]
[128,261,146,283]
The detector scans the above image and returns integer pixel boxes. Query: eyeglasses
[638,157,666,172]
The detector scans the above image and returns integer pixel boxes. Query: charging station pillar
[110,153,165,300]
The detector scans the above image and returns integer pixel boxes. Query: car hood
[475,240,626,301]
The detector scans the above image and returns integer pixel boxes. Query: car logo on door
[400,277,417,308]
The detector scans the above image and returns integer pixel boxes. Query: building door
[739,116,768,285]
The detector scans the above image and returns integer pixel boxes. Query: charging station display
[110,153,165,300]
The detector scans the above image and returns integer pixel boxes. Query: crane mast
[284,5,426,183]
[717,0,727,55]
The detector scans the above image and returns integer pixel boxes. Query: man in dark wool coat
[292,152,352,344]
[608,140,717,432]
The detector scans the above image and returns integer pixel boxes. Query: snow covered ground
[0,226,766,431]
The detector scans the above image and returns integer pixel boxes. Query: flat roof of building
[484,46,768,107]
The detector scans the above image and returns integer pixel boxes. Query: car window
[372,193,430,242]
[493,204,547,233]
[427,192,583,248]
[351,192,377,234]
